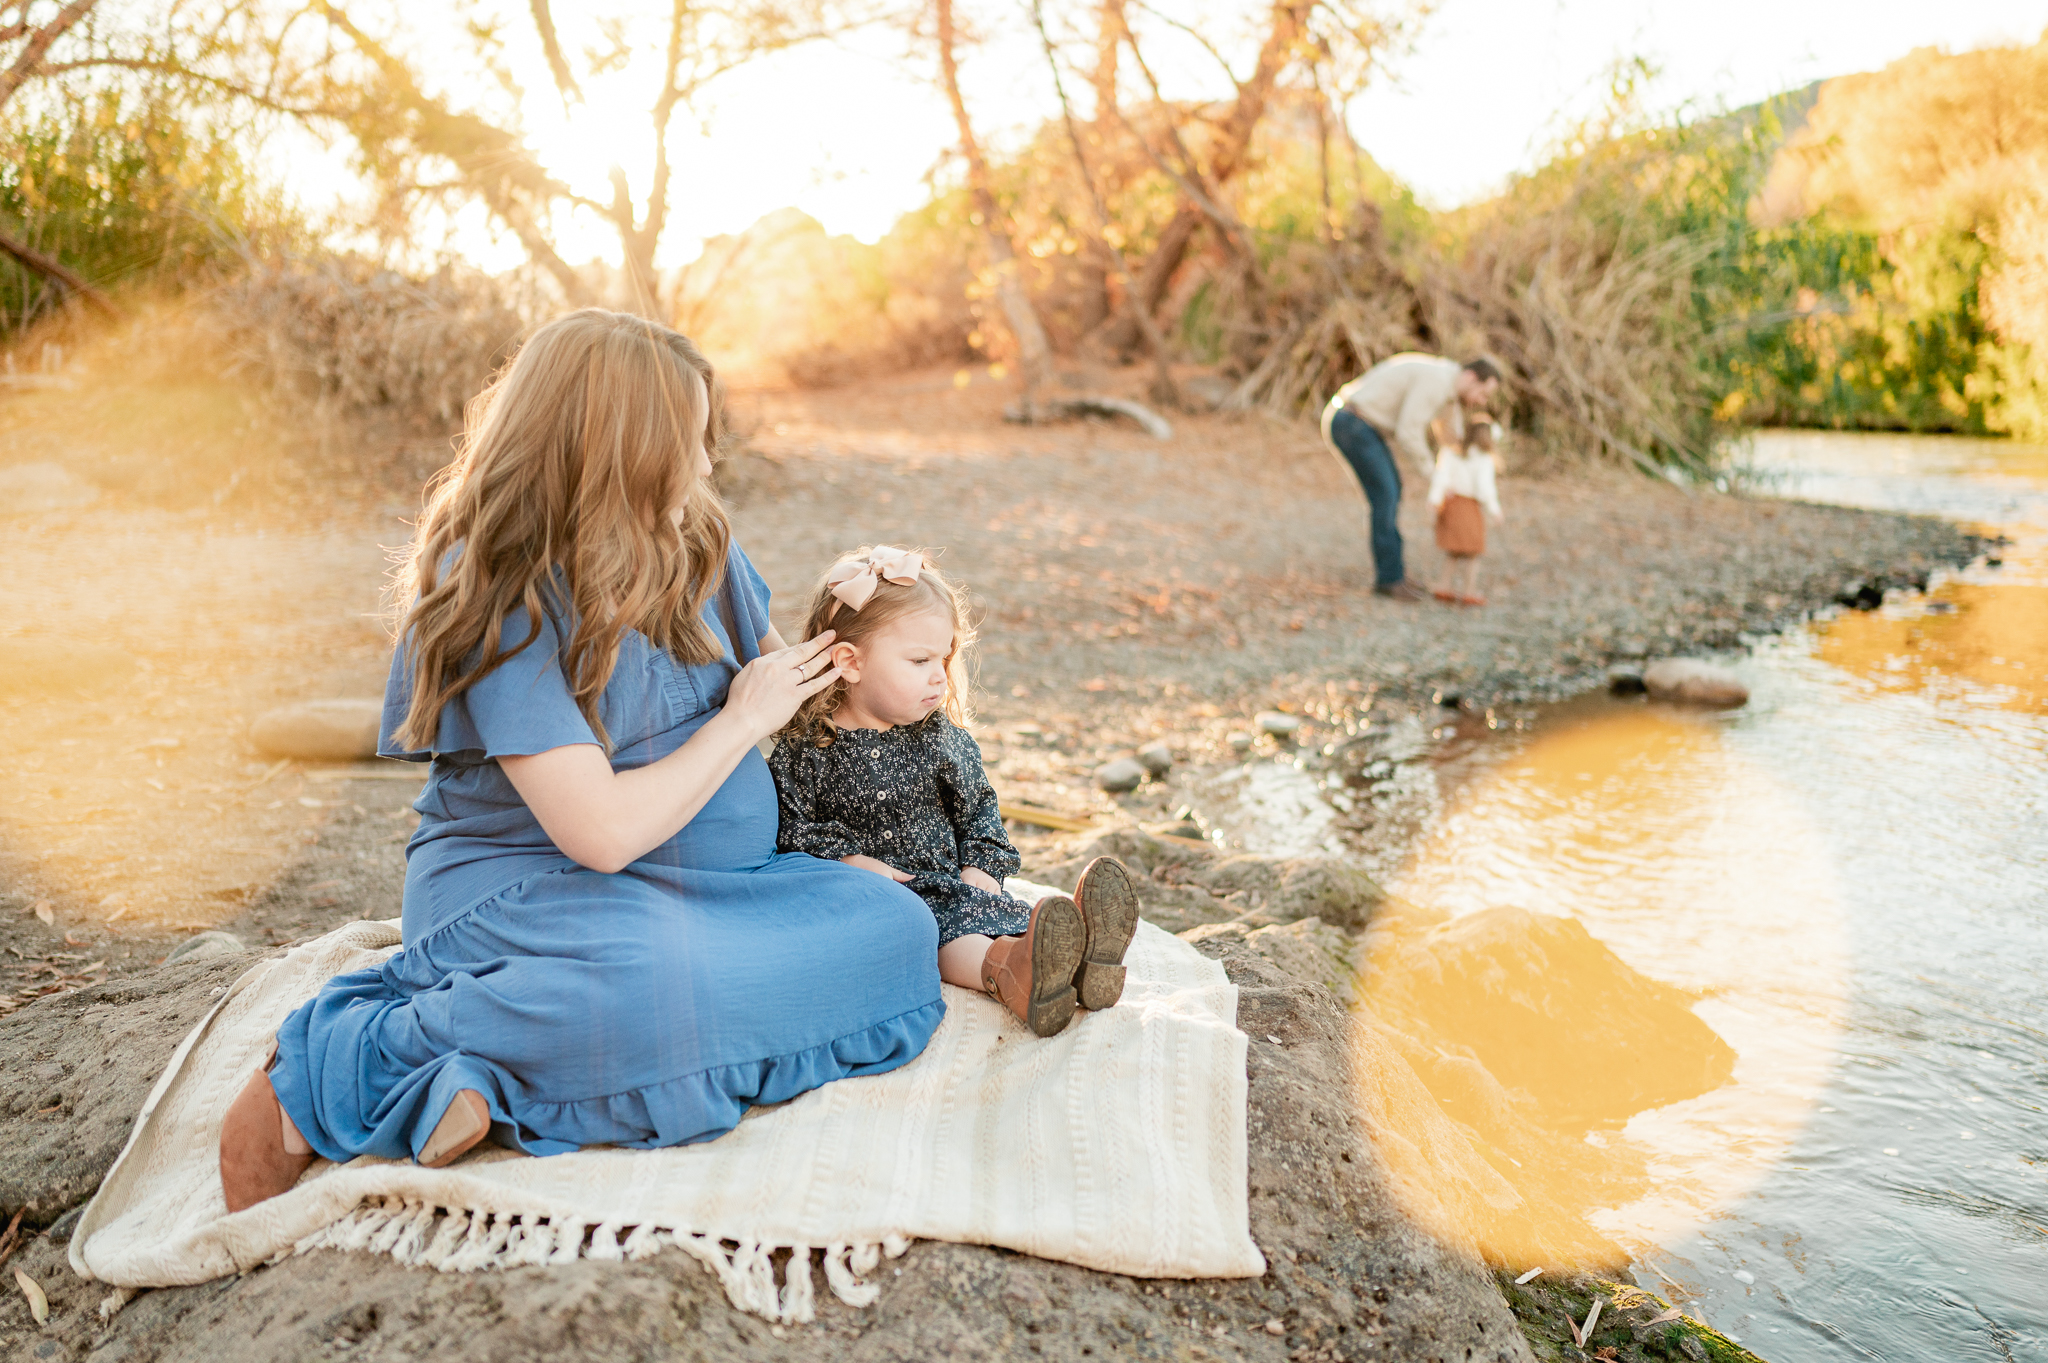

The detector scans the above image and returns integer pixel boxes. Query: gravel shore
[725,371,1983,812]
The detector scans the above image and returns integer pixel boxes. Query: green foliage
[1696,37,2048,439]
[0,86,286,330]
[1708,222,1997,432]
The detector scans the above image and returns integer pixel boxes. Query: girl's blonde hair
[783,546,975,747]
[392,308,732,753]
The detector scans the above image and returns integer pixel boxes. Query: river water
[1217,431,2048,1360]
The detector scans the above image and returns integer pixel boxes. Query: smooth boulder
[1091,757,1146,793]
[1642,658,1749,708]
[250,698,384,761]
[165,931,249,965]
[1134,740,1173,777]
[0,461,99,515]
[1028,827,1386,932]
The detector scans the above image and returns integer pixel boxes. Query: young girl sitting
[766,546,1139,1038]
[1428,415,1505,606]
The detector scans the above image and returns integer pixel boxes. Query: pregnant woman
[218,310,944,1209]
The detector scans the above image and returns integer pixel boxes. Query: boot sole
[1074,858,1141,1011]
[1025,895,1084,1037]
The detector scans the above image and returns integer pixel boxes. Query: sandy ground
[0,360,1980,998]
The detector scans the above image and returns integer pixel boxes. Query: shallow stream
[1212,431,2047,1361]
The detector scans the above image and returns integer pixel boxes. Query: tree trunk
[1100,0,1308,355]
[1031,0,1179,408]
[934,0,1054,409]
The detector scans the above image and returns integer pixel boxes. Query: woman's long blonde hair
[391,309,732,753]
[781,547,975,747]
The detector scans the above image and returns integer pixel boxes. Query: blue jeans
[1327,408,1405,587]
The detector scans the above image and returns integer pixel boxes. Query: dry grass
[208,254,528,429]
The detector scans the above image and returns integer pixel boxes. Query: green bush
[0,85,282,330]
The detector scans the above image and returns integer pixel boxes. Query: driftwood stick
[0,228,120,317]
[1004,394,1172,439]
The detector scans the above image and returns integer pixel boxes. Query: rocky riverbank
[0,833,1766,1363]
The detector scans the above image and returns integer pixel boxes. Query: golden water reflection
[1357,706,1850,1265]
[1814,582,2048,712]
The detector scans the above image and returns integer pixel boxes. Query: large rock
[0,921,1535,1363]
[0,461,99,515]
[249,699,384,761]
[1364,908,1735,1130]
[1641,658,1749,708]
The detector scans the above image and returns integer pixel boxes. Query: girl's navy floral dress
[767,714,1032,944]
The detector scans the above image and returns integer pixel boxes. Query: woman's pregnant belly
[633,745,781,876]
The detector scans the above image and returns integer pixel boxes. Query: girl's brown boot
[982,894,1085,1036]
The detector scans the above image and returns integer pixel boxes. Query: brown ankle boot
[982,894,1084,1036]
[219,1065,316,1213]
[1072,856,1141,1010]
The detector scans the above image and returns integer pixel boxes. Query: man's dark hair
[1461,357,1503,384]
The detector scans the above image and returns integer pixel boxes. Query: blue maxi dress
[268,545,944,1162]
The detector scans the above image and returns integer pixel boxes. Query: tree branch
[316,1,596,306]
[0,0,97,113]
[38,56,350,118]
[1128,0,1238,88]
[0,226,121,316]
[527,0,581,107]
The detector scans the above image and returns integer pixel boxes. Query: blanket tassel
[287,1200,912,1324]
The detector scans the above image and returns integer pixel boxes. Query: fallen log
[1003,394,1172,439]
[0,229,120,319]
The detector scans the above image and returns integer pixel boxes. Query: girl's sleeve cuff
[961,846,1022,880]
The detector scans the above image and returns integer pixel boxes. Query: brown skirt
[1435,494,1486,556]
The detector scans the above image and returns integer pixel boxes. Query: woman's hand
[961,867,1002,895]
[722,631,841,741]
[503,629,837,874]
[842,854,912,883]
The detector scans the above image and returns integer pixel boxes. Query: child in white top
[1427,416,1504,606]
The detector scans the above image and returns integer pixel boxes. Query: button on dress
[267,545,943,1162]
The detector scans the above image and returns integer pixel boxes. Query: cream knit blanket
[69,908,1263,1322]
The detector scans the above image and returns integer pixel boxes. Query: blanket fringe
[292,1197,911,1323]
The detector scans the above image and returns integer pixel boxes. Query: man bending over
[1321,353,1502,602]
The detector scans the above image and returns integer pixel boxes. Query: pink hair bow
[826,546,924,614]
